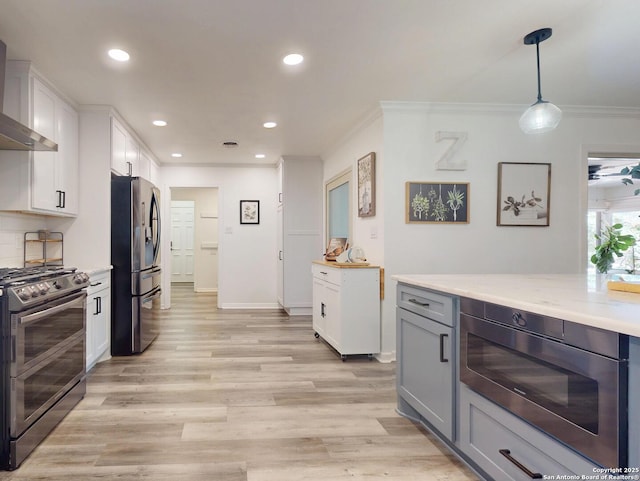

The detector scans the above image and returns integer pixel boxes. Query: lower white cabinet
[311,262,380,360]
[86,269,111,370]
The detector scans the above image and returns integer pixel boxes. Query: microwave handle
[18,292,85,327]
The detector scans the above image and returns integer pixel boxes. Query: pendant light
[519,28,562,134]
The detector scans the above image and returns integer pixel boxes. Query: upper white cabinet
[111,117,141,177]
[110,116,156,183]
[0,61,79,216]
[277,156,323,315]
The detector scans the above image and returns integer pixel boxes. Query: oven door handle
[499,449,542,479]
[17,292,86,327]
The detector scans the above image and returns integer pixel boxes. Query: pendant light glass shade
[519,100,562,134]
[520,28,561,134]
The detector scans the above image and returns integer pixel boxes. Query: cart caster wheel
[368,354,373,361]
[314,332,320,339]
[341,355,347,362]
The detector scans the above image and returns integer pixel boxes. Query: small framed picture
[497,162,551,226]
[240,200,260,224]
[405,182,469,224]
[357,152,376,217]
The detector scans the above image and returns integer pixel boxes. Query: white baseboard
[220,303,282,309]
[375,351,396,363]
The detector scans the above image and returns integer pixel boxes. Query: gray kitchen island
[392,274,640,481]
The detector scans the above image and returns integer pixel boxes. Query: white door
[171,201,195,283]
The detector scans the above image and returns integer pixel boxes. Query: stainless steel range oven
[459,297,628,469]
[0,267,89,470]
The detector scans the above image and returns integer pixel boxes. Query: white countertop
[392,274,640,337]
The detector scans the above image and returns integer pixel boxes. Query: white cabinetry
[277,156,323,315]
[0,61,78,216]
[111,117,140,177]
[311,262,380,360]
[86,269,111,371]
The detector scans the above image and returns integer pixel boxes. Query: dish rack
[24,230,64,267]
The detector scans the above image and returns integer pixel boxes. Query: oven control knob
[52,280,63,290]
[38,282,50,295]
[30,286,40,298]
[72,274,85,285]
[16,288,31,301]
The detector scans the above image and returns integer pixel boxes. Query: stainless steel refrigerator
[111,175,162,355]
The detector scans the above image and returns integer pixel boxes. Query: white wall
[322,102,640,361]
[379,102,640,358]
[0,212,50,267]
[322,111,385,265]
[160,164,278,309]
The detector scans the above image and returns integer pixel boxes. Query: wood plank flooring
[0,285,479,480]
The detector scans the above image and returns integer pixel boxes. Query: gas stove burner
[0,266,77,286]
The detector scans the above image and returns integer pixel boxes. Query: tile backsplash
[0,212,48,267]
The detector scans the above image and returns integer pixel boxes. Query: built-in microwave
[459,297,628,469]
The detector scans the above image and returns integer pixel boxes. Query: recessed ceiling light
[152,120,167,127]
[171,153,183,158]
[255,154,266,159]
[108,48,130,62]
[283,53,304,66]
[263,121,277,129]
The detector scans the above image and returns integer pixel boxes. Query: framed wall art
[497,162,551,227]
[357,152,376,217]
[240,200,260,224]
[405,182,469,224]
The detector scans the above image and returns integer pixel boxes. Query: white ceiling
[1,0,640,166]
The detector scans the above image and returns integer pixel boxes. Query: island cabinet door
[396,306,454,441]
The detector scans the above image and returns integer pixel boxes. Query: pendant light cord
[536,40,543,103]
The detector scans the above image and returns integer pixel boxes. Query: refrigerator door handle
[141,267,162,280]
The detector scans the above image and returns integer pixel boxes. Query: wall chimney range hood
[0,40,57,152]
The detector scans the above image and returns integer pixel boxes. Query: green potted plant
[590,223,637,274]
[620,162,640,195]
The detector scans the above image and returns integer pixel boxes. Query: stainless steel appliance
[0,266,89,470]
[0,40,57,151]
[111,175,161,355]
[460,297,628,469]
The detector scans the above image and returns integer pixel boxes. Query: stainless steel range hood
[0,40,57,151]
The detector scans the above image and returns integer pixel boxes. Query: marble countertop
[392,274,640,337]
[80,265,113,277]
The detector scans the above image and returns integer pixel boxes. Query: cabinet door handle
[439,333,448,362]
[278,192,283,203]
[56,190,63,208]
[499,449,542,479]
[320,271,328,275]
[61,190,66,208]
[279,251,283,261]
[321,302,325,318]
[93,296,100,315]
[127,161,133,176]
[408,298,429,307]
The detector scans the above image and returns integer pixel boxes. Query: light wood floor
[1,285,479,480]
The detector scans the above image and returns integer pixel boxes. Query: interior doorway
[587,153,640,275]
[171,200,195,284]
[170,187,219,293]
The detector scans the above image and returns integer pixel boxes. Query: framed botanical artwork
[405,182,469,224]
[357,152,376,217]
[240,200,260,224]
[497,162,551,226]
